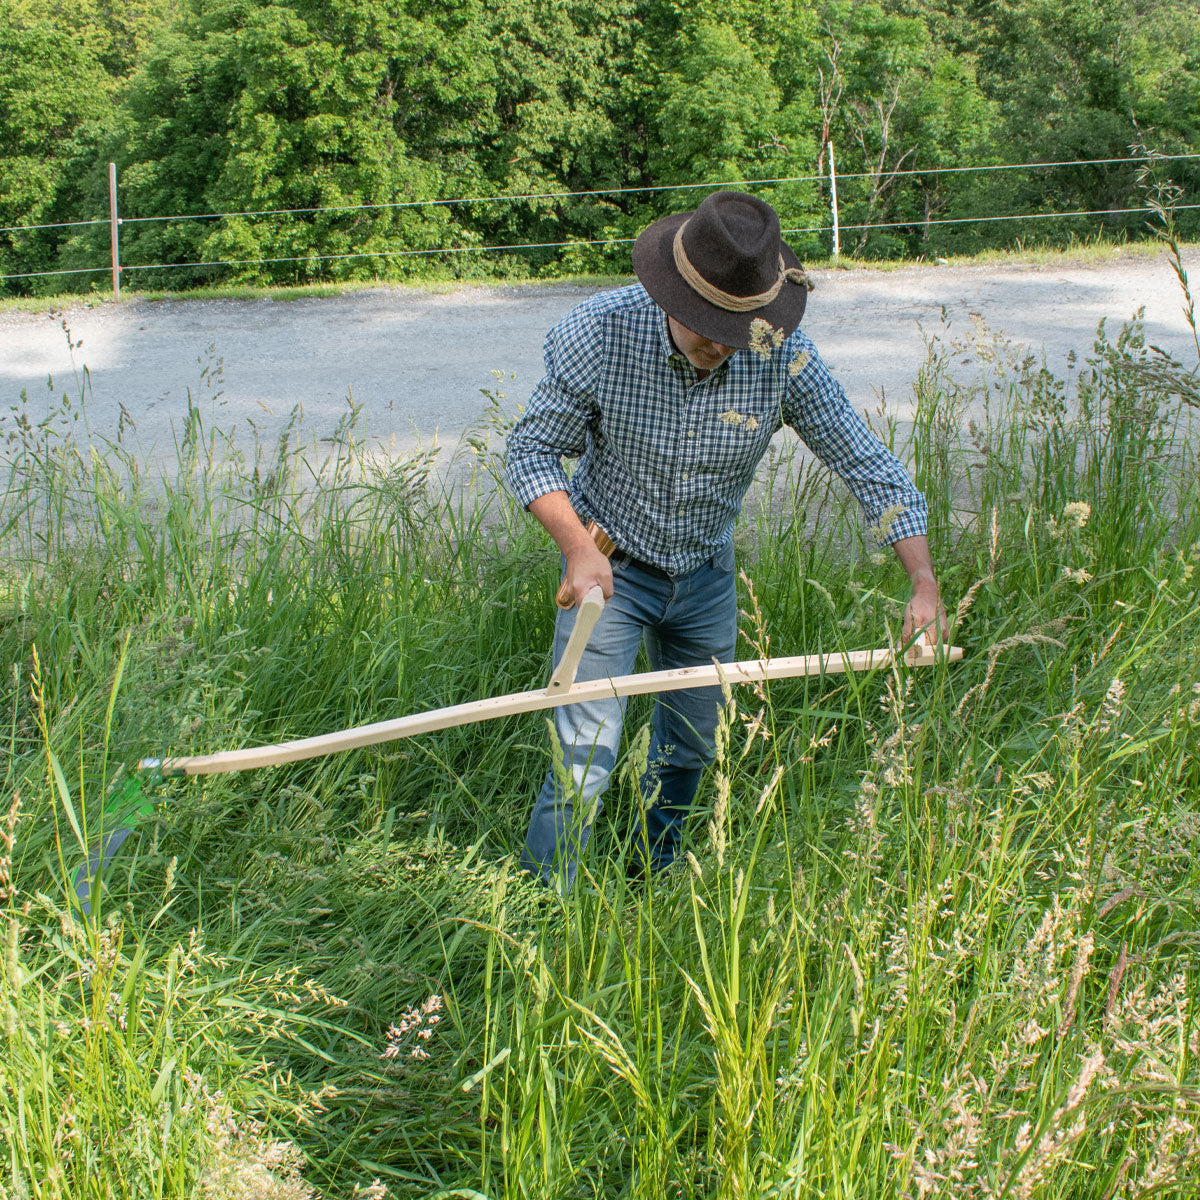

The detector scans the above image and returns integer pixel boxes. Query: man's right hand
[562,542,614,606]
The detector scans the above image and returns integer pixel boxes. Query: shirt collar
[654,306,677,361]
[654,306,735,380]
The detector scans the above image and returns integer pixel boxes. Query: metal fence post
[109,162,120,297]
[828,142,840,258]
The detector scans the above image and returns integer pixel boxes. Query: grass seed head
[869,503,907,545]
[0,791,19,903]
[748,318,784,357]
[1098,676,1126,734]
[381,994,443,1062]
[1062,500,1091,530]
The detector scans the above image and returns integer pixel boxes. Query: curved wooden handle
[546,585,604,694]
[147,643,963,777]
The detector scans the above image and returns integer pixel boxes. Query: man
[505,190,945,887]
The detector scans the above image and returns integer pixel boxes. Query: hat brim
[632,210,809,350]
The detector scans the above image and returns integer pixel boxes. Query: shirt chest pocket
[698,399,778,478]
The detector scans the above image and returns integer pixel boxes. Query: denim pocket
[711,538,736,574]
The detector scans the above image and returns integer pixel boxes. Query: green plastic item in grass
[71,770,158,916]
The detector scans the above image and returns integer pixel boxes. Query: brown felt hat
[632,190,810,350]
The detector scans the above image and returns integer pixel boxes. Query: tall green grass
[1,300,1198,1198]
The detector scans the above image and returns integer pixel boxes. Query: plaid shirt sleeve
[505,302,603,509]
[782,335,928,545]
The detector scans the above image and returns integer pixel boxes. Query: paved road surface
[2,250,1197,468]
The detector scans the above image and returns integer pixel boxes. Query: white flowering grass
[1,308,1198,1197]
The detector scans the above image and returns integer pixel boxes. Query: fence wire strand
[75,203,1200,279]
[3,155,1197,283]
[3,152,1198,239]
[784,202,1200,238]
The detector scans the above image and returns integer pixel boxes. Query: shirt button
[687,429,696,438]
[681,472,689,481]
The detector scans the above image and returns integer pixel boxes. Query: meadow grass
[1,297,1198,1199]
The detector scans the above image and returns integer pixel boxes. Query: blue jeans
[522,540,738,887]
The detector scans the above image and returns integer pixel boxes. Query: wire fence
[3,151,1197,289]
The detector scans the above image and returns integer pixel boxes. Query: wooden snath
[143,588,963,778]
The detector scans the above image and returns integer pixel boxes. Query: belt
[611,547,672,579]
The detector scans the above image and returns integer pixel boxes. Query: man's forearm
[528,491,593,556]
[529,491,615,604]
[891,534,937,589]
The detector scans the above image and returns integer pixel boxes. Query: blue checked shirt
[505,284,927,575]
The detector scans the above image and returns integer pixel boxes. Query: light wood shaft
[151,644,963,777]
[546,585,605,693]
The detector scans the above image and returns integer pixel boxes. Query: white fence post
[828,141,840,258]
[109,162,121,297]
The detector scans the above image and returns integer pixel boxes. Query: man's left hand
[890,535,948,646]
[902,578,948,646]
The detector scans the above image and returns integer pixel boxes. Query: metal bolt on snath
[72,589,962,910]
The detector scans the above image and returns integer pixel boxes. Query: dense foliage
[1,0,1198,292]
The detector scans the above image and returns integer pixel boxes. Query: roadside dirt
[2,250,1197,468]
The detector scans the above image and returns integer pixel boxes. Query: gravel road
[2,250,1197,468]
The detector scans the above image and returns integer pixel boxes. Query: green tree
[114,0,451,285]
[935,0,1199,240]
[814,1,996,255]
[7,0,1197,291]
[650,22,783,182]
[453,0,639,273]
[7,0,177,78]
[113,0,643,283]
[899,51,997,249]
[616,0,823,261]
[0,5,114,291]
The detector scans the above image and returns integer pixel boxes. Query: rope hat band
[672,219,810,312]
